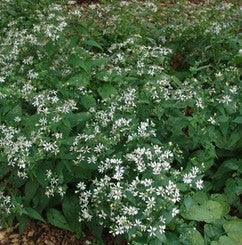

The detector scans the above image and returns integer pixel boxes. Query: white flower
[159,215,166,223]
[77,182,86,191]
[159,225,166,234]
[114,226,124,235]
[147,226,157,237]
[14,117,21,122]
[183,173,193,184]
[172,207,179,217]
[208,116,216,125]
[146,196,156,209]
[196,180,204,190]
[27,70,38,79]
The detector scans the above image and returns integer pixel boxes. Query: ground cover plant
[0,0,241,244]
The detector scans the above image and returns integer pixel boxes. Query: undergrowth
[0,0,241,244]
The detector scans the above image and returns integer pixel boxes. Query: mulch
[0,220,127,245]
[0,221,92,245]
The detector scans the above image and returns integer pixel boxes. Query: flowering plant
[0,0,241,244]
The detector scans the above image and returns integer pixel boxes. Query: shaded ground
[0,221,88,245]
[0,221,126,245]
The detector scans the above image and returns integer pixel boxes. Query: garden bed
[0,0,241,244]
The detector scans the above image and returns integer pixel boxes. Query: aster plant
[0,0,241,244]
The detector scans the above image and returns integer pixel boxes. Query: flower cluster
[0,0,240,243]
[45,170,66,197]
[0,192,15,215]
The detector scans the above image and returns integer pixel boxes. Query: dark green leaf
[24,180,39,203]
[80,95,96,109]
[47,208,70,231]
[25,207,45,223]
[98,84,117,99]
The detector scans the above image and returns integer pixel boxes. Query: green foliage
[47,208,70,231]
[0,0,241,243]
[182,200,225,223]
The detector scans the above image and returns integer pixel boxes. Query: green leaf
[69,55,89,72]
[24,180,39,203]
[0,163,10,179]
[44,41,56,55]
[149,238,164,245]
[182,200,224,223]
[80,95,96,109]
[204,224,223,241]
[184,229,205,245]
[47,208,70,231]
[68,112,92,125]
[211,220,242,244]
[164,232,180,245]
[224,177,242,210]
[192,192,209,205]
[86,221,104,242]
[233,117,242,124]
[223,219,242,236]
[8,174,26,188]
[234,55,242,67]
[17,215,29,233]
[34,190,49,212]
[70,36,79,48]
[25,207,45,223]
[62,195,82,236]
[211,236,237,245]
[97,84,117,99]
[90,57,109,67]
[67,73,89,87]
[8,105,22,117]
[83,39,103,51]
[35,163,49,188]
[214,159,239,179]
[211,194,230,215]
